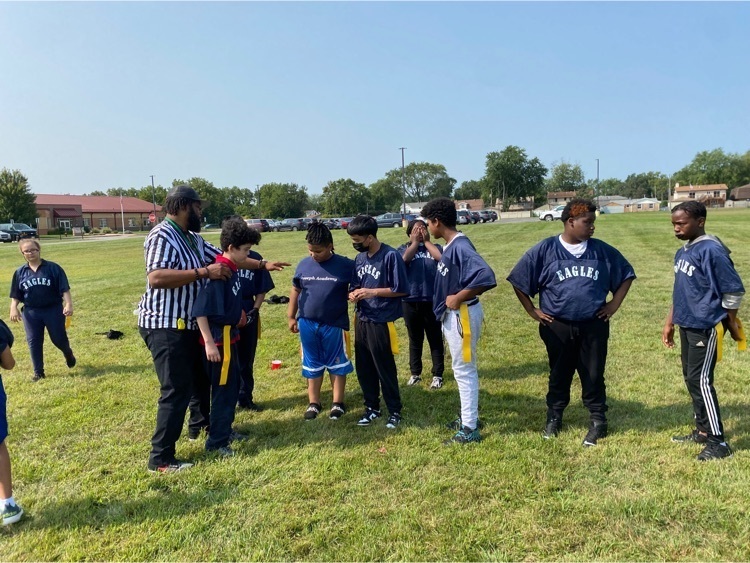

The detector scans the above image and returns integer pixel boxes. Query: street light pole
[595,158,600,206]
[149,175,157,215]
[256,184,260,218]
[399,147,407,222]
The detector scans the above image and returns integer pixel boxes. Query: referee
[137,185,288,474]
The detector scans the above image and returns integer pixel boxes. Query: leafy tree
[86,190,107,196]
[307,194,325,215]
[257,183,309,219]
[223,186,255,218]
[594,178,625,197]
[673,148,750,189]
[0,168,37,223]
[454,179,484,201]
[374,162,456,204]
[368,177,403,215]
[321,178,368,216]
[621,171,664,199]
[483,146,547,209]
[172,177,234,223]
[546,161,586,194]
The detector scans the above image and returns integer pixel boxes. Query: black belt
[465,298,479,307]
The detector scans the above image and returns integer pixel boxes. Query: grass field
[1,210,749,561]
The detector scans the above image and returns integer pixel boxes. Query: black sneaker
[1,502,24,526]
[543,418,562,439]
[31,372,45,382]
[357,408,381,426]
[386,413,401,429]
[238,401,263,412]
[582,421,608,447]
[329,403,346,420]
[697,441,733,461]
[671,429,708,444]
[65,350,77,368]
[147,459,194,474]
[304,403,322,420]
[188,426,208,442]
[443,425,481,445]
[229,430,249,443]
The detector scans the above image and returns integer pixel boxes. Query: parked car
[456,210,472,225]
[0,222,37,240]
[538,205,566,222]
[374,212,404,228]
[281,218,305,231]
[245,218,270,232]
[487,210,498,221]
[0,231,11,243]
[477,210,494,223]
[339,217,354,229]
[269,220,293,232]
[323,218,341,230]
[469,211,481,224]
[202,223,220,230]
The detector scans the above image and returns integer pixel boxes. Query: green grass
[2,211,750,560]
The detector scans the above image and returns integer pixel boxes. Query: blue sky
[1,2,748,196]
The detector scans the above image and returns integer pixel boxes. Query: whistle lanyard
[165,218,201,261]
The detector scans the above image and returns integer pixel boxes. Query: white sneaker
[407,375,421,386]
[430,377,443,389]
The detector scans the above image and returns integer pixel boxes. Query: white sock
[1,496,14,508]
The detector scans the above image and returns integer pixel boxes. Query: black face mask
[352,241,369,253]
[187,206,202,232]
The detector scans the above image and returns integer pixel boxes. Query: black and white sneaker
[304,403,322,420]
[429,377,443,390]
[697,441,733,461]
[148,459,194,474]
[329,403,346,420]
[386,413,402,429]
[582,421,608,447]
[357,408,381,426]
[671,429,708,444]
[407,375,422,386]
[543,418,562,439]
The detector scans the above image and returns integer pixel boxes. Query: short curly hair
[219,217,260,251]
[561,198,596,222]
[421,197,457,228]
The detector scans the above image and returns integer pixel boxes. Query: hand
[246,308,259,325]
[529,308,554,326]
[205,342,221,363]
[349,288,371,302]
[420,226,430,242]
[662,323,675,348]
[9,307,21,322]
[237,309,248,329]
[409,227,422,245]
[288,318,298,333]
[206,262,232,281]
[265,261,291,271]
[725,317,743,342]
[596,301,619,322]
[63,305,74,317]
[445,294,462,310]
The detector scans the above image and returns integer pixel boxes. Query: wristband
[194,268,200,280]
[258,259,267,270]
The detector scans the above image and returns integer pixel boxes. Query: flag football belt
[715,316,747,361]
[220,325,231,385]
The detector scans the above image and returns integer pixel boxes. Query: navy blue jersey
[433,235,497,319]
[192,257,244,344]
[397,242,443,302]
[238,249,275,312]
[672,236,744,329]
[507,236,636,322]
[352,243,409,323]
[293,254,355,330]
[9,259,70,308]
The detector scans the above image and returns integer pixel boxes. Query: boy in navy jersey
[508,198,635,447]
[0,320,23,526]
[663,201,744,461]
[193,219,258,457]
[421,198,496,444]
[398,219,445,389]
[288,223,355,420]
[347,215,409,428]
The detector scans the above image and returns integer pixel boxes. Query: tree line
[2,147,749,224]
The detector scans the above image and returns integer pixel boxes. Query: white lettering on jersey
[437,262,449,277]
[21,277,52,291]
[357,264,381,280]
[674,259,695,277]
[555,267,599,282]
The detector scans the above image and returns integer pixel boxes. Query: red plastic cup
[271,360,282,370]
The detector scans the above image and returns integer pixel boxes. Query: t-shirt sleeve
[507,245,541,298]
[607,247,636,292]
[385,251,409,294]
[9,269,21,300]
[202,240,221,265]
[56,265,71,295]
[192,281,225,318]
[709,247,745,295]
[145,232,180,273]
[459,246,497,291]
[351,258,361,290]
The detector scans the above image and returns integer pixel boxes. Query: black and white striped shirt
[136,221,221,330]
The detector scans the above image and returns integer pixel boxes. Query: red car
[339,217,353,229]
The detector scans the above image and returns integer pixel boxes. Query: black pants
[539,317,609,422]
[680,326,724,441]
[355,319,402,415]
[140,327,206,466]
[237,317,259,407]
[402,301,444,378]
[204,342,240,450]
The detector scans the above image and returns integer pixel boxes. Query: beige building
[668,183,727,209]
[34,194,161,235]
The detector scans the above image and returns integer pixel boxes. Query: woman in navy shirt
[9,239,76,381]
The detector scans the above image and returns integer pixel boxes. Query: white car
[538,205,565,222]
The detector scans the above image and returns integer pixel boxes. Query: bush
[91,227,101,234]
[101,227,112,234]
[83,225,91,233]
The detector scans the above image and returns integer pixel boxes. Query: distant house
[400,201,429,214]
[600,197,660,214]
[546,191,576,205]
[34,194,161,235]
[454,199,485,211]
[729,184,750,201]
[669,183,727,209]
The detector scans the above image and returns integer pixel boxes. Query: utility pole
[399,147,407,224]
[149,175,157,219]
[256,184,260,218]
[595,158,600,207]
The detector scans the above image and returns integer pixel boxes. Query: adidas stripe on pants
[679,326,724,440]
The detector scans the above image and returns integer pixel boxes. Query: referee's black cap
[166,185,210,208]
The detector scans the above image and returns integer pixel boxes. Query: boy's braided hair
[306,221,333,245]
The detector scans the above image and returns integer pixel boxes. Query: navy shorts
[298,318,353,379]
[0,375,8,444]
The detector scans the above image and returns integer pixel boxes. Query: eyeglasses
[21,249,39,254]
